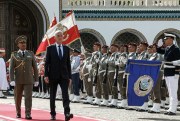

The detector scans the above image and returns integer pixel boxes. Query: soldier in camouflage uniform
[106,44,119,107]
[136,42,150,112]
[110,45,128,108]
[147,44,164,113]
[84,42,102,104]
[92,45,109,105]
[117,43,137,109]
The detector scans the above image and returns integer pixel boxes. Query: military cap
[140,41,149,47]
[15,35,27,44]
[0,48,5,53]
[111,44,119,48]
[94,42,101,47]
[102,45,108,49]
[73,49,81,53]
[128,42,137,47]
[163,33,176,40]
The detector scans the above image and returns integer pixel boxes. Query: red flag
[36,12,80,55]
[36,16,57,55]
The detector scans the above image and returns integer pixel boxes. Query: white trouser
[165,75,179,113]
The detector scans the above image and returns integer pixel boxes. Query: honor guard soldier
[107,44,119,107]
[10,35,39,120]
[80,51,92,100]
[92,45,109,105]
[136,42,150,112]
[157,33,180,115]
[84,42,102,104]
[117,43,137,109]
[147,44,164,113]
[111,45,128,108]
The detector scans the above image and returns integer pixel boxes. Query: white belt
[99,70,106,73]
[108,71,115,73]
[84,73,89,76]
[118,71,125,74]
[164,65,175,68]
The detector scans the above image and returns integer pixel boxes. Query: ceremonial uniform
[117,52,137,109]
[107,52,118,107]
[84,50,102,104]
[148,52,164,113]
[157,33,180,115]
[10,36,38,119]
[93,53,108,105]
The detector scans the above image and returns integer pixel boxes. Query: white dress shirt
[55,43,63,57]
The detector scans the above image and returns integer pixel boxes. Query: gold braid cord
[12,53,24,70]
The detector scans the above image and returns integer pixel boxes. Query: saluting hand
[44,77,49,84]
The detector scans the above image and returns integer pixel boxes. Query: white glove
[172,60,180,66]
[174,74,179,79]
[34,82,39,87]
[95,59,99,63]
[88,77,91,82]
[10,81,15,86]
[115,61,119,66]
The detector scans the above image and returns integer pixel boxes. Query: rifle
[113,65,119,87]
[93,63,99,85]
[103,63,109,84]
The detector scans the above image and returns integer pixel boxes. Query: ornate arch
[111,28,147,44]
[80,28,106,45]
[153,28,180,43]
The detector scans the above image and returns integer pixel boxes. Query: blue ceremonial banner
[126,60,162,106]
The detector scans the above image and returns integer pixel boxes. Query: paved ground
[1,96,180,121]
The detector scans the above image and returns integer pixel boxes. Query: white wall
[39,0,59,22]
[76,21,180,45]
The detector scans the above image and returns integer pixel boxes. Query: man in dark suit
[157,33,180,115]
[44,29,73,121]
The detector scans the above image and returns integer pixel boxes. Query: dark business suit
[44,44,71,116]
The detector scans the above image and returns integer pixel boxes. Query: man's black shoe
[16,114,21,118]
[164,112,176,116]
[65,113,73,121]
[50,115,56,120]
[25,114,32,120]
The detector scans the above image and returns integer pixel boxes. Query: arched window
[123,1,126,5]
[115,1,117,5]
[111,0,113,5]
[119,1,121,5]
[127,1,131,6]
[71,1,74,6]
[99,1,101,5]
[142,1,144,5]
[84,1,86,5]
[80,1,82,5]
[103,0,105,5]
[75,1,78,5]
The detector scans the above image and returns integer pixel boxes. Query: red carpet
[0,104,108,121]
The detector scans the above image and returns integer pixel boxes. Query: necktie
[58,45,62,59]
[22,51,25,57]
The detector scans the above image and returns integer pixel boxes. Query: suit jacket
[10,50,38,84]
[44,44,71,81]
[157,44,180,76]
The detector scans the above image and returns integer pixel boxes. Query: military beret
[163,33,176,40]
[128,42,137,47]
[93,42,101,47]
[102,45,108,49]
[15,35,27,44]
[73,49,81,53]
[111,44,119,48]
[140,41,149,47]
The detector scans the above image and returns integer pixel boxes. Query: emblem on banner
[134,75,153,97]
[56,23,69,41]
